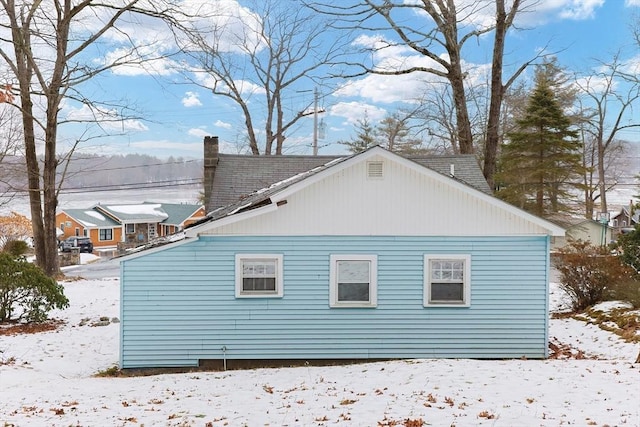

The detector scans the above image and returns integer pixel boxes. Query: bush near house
[0,212,32,251]
[2,240,29,258]
[556,240,636,311]
[0,252,69,323]
[612,225,640,309]
[615,224,640,273]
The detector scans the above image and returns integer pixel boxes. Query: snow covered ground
[1,259,639,427]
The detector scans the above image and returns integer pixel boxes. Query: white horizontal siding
[120,235,549,368]
[202,155,553,236]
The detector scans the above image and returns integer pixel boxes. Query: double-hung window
[99,228,113,241]
[424,254,471,307]
[235,254,283,298]
[329,254,377,308]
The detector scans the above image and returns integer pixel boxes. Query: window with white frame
[329,254,377,308]
[424,254,471,307]
[235,254,283,298]
[125,223,135,234]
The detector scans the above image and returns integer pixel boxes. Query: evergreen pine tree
[338,112,378,154]
[497,69,583,217]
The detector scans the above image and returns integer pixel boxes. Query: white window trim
[329,254,378,308]
[235,254,284,298]
[424,254,471,307]
[125,223,135,234]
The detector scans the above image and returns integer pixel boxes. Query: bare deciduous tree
[175,0,348,155]
[376,109,427,155]
[311,0,540,188]
[575,53,640,215]
[0,0,179,276]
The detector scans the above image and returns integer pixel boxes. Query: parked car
[59,237,94,253]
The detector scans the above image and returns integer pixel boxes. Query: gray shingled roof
[144,202,202,226]
[409,154,492,195]
[62,208,120,228]
[208,152,491,211]
[209,154,341,211]
[205,157,349,222]
[195,148,492,229]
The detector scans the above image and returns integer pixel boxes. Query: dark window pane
[431,282,464,302]
[338,282,370,302]
[243,277,276,292]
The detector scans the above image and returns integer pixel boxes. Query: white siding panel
[203,155,551,236]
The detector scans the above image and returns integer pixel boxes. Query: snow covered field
[0,257,638,427]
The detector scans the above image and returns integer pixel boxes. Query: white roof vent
[367,161,384,179]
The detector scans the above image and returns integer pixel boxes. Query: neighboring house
[56,208,121,249]
[611,204,639,236]
[56,202,205,252]
[119,145,564,369]
[549,217,613,251]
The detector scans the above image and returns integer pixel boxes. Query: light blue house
[119,146,565,369]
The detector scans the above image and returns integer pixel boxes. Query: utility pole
[313,87,319,156]
[299,87,324,155]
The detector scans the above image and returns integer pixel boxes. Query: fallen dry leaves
[0,319,64,336]
[548,337,597,359]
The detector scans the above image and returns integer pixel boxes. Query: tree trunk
[449,66,474,154]
[23,104,46,271]
[597,139,608,214]
[483,1,508,190]
[43,114,60,276]
[12,20,47,272]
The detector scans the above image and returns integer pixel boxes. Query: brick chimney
[203,136,219,212]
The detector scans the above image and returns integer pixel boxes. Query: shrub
[609,278,640,309]
[615,224,640,273]
[0,252,69,323]
[2,239,29,257]
[556,240,635,312]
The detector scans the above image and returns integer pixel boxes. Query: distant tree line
[0,154,202,195]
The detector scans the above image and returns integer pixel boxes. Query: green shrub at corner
[0,252,69,323]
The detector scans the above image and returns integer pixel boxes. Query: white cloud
[557,0,605,20]
[352,34,415,62]
[626,0,640,5]
[403,0,496,30]
[129,139,202,154]
[188,128,209,138]
[214,120,233,129]
[101,48,180,77]
[176,0,264,53]
[64,104,148,132]
[514,0,605,25]
[75,0,264,77]
[337,33,468,104]
[193,72,266,97]
[329,102,387,125]
[621,54,640,76]
[574,75,614,94]
[336,72,436,104]
[182,92,202,107]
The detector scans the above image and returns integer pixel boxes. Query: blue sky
[52,0,640,159]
